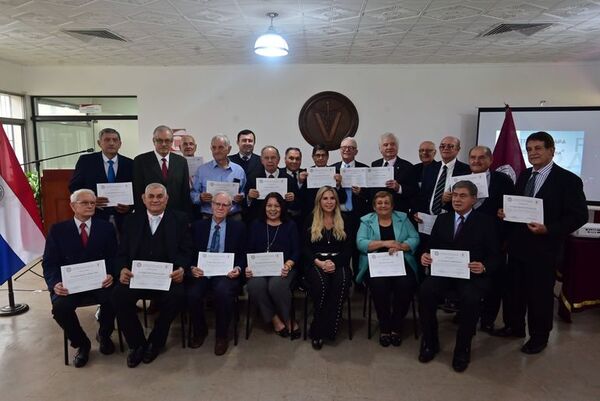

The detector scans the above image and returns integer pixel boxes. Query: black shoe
[127,346,145,368]
[311,338,323,350]
[390,333,402,347]
[379,334,392,347]
[418,339,439,363]
[490,326,526,338]
[521,338,547,355]
[452,347,471,372]
[189,333,207,349]
[143,343,161,364]
[275,327,290,338]
[73,343,91,368]
[290,327,301,341]
[480,322,495,334]
[96,332,115,355]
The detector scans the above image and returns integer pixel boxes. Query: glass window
[0,91,26,165]
[34,97,138,116]
[0,93,24,119]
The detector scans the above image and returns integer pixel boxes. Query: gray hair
[469,145,492,158]
[70,189,96,203]
[144,183,167,196]
[452,180,478,197]
[213,191,233,204]
[379,132,398,146]
[211,134,231,147]
[98,128,121,140]
[153,125,173,138]
[341,137,357,148]
[261,145,280,158]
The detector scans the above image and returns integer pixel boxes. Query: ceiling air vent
[61,29,128,42]
[478,23,553,37]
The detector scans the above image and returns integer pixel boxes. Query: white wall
[0,59,23,94]
[9,62,600,167]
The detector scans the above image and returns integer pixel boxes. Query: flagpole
[0,278,29,316]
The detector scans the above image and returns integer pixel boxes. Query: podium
[41,169,73,234]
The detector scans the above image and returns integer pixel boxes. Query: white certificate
[186,156,204,179]
[247,252,284,277]
[368,252,406,277]
[503,195,544,224]
[450,173,489,198]
[430,249,470,280]
[341,167,367,188]
[61,260,106,294]
[197,252,234,276]
[129,260,173,291]
[366,166,394,188]
[206,180,240,197]
[307,167,336,188]
[96,182,134,207]
[417,212,438,235]
[256,178,288,199]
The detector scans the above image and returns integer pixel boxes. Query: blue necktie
[209,225,221,253]
[107,160,116,183]
[343,164,353,211]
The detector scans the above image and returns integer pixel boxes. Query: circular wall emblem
[298,91,359,151]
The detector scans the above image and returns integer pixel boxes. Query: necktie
[292,171,297,180]
[383,161,389,167]
[343,163,353,211]
[431,165,448,215]
[268,174,274,178]
[161,158,168,180]
[243,156,249,162]
[209,225,221,253]
[454,215,465,239]
[107,160,116,183]
[80,222,88,247]
[150,216,160,235]
[524,171,539,197]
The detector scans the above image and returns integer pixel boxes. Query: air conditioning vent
[479,23,553,37]
[62,29,128,42]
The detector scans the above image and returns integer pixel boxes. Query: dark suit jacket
[244,170,297,222]
[280,167,303,215]
[191,217,247,272]
[413,159,471,214]
[507,164,587,265]
[69,152,134,225]
[117,209,192,273]
[427,210,500,276]
[43,217,118,300]
[229,153,262,182]
[475,171,515,240]
[297,165,348,220]
[332,160,371,217]
[371,156,417,213]
[133,151,192,215]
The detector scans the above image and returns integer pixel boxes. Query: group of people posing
[43,125,588,373]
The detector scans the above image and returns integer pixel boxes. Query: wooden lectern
[41,169,73,235]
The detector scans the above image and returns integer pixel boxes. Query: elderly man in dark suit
[69,128,133,230]
[371,132,417,214]
[187,192,246,355]
[133,125,192,215]
[43,189,118,367]
[419,181,500,372]
[229,129,262,181]
[112,183,191,367]
[497,131,587,354]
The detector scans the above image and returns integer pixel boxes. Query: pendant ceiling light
[254,12,289,57]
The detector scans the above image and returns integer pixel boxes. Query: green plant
[25,170,41,207]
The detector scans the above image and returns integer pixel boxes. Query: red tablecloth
[557,236,600,322]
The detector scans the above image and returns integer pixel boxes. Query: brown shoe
[214,337,229,356]
[189,334,206,349]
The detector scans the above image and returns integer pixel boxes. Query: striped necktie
[431,165,447,215]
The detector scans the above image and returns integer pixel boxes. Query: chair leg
[290,290,296,342]
[180,312,186,348]
[412,296,419,340]
[362,285,368,318]
[303,293,308,341]
[347,294,353,340]
[245,295,251,340]
[367,289,373,339]
[142,299,148,329]
[233,296,239,346]
[63,330,69,366]
[116,317,124,353]
[188,310,193,346]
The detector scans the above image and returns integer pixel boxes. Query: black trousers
[419,276,489,349]
[509,256,555,341]
[112,283,184,349]
[305,263,351,340]
[369,267,416,334]
[342,211,361,282]
[481,253,511,327]
[52,288,115,349]
[186,276,240,339]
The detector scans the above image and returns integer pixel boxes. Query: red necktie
[161,158,168,180]
[80,222,88,247]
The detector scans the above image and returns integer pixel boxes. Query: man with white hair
[43,189,118,367]
[112,183,192,367]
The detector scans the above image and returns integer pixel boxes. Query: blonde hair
[310,186,346,243]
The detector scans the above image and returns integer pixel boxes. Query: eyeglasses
[212,201,231,208]
[419,149,435,153]
[439,144,456,150]
[75,201,96,206]
[340,146,356,151]
[154,138,173,144]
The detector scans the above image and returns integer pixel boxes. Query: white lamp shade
[254,33,289,57]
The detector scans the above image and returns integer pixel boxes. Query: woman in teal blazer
[356,191,420,347]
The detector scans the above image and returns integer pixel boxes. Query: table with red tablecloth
[557,236,600,322]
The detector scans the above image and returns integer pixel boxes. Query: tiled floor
[1,267,599,401]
